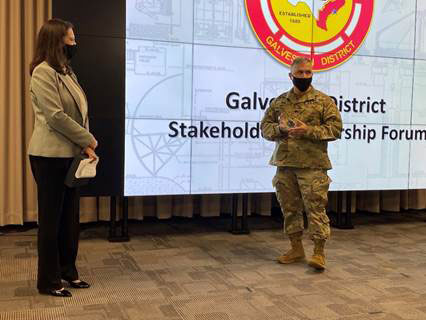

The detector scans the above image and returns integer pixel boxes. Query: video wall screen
[125,0,426,196]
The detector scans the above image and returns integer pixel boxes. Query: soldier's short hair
[291,57,312,69]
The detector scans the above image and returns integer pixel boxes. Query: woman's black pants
[29,155,80,291]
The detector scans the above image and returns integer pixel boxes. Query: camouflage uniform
[261,86,342,240]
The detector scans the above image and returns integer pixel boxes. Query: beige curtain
[0,0,51,226]
[1,0,426,227]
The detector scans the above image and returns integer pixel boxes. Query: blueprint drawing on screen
[125,0,426,196]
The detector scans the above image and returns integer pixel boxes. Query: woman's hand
[89,138,98,150]
[83,147,98,162]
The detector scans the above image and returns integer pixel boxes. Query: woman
[28,19,97,297]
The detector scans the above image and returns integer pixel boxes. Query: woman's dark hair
[30,18,74,75]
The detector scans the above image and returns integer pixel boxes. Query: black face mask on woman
[64,44,77,60]
[292,76,312,92]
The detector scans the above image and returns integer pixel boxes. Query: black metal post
[241,193,250,233]
[108,196,130,242]
[96,196,100,221]
[229,193,250,235]
[108,196,117,240]
[230,193,238,233]
[332,191,354,229]
[122,196,129,241]
[336,191,342,227]
[343,191,354,229]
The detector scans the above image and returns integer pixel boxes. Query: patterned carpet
[1,213,426,320]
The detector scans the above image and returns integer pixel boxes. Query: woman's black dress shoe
[39,288,72,297]
[65,279,90,289]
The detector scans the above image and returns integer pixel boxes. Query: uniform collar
[286,86,316,103]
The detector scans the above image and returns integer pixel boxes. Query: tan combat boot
[308,239,326,270]
[277,232,305,264]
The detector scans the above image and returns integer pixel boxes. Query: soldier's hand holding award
[278,115,291,137]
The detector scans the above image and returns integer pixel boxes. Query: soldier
[261,57,342,270]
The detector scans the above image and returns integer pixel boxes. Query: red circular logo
[245,0,374,71]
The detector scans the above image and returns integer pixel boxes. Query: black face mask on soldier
[64,44,77,60]
[292,76,312,92]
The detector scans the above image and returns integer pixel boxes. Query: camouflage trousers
[273,167,331,240]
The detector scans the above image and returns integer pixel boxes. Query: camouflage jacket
[261,86,342,170]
